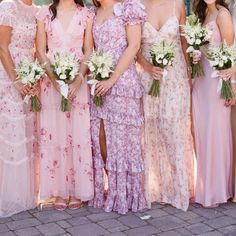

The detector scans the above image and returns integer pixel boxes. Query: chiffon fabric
[36,5,94,202]
[0,0,38,217]
[89,0,147,215]
[140,0,195,211]
[192,19,233,207]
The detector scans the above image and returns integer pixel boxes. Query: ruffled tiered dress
[89,0,147,214]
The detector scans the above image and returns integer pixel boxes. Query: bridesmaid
[89,0,146,214]
[137,0,195,211]
[192,0,235,207]
[224,0,236,202]
[0,0,38,217]
[36,0,94,210]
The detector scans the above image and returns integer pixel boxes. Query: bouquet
[182,14,212,78]
[87,50,113,107]
[148,41,175,97]
[51,53,79,112]
[15,59,45,112]
[207,41,236,100]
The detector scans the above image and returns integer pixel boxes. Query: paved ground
[0,202,236,236]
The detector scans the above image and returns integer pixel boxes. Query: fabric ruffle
[114,0,146,25]
[0,0,17,27]
[91,107,144,127]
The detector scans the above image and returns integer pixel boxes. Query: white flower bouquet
[182,14,212,78]
[87,50,113,107]
[207,41,236,100]
[149,41,175,97]
[51,53,79,112]
[15,59,45,112]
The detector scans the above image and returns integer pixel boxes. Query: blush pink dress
[89,0,147,215]
[0,0,38,217]
[192,19,233,207]
[140,1,195,211]
[36,5,94,202]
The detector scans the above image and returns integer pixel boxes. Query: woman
[192,0,235,207]
[36,0,94,210]
[137,0,195,211]
[223,0,236,202]
[89,0,146,214]
[0,0,38,217]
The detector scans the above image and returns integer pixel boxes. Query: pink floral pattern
[36,5,94,201]
[140,13,195,210]
[0,0,38,217]
[89,0,147,214]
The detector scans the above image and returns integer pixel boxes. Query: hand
[220,67,236,80]
[29,81,40,97]
[14,82,30,97]
[95,79,115,96]
[144,63,163,80]
[224,98,236,107]
[192,50,201,64]
[68,78,82,101]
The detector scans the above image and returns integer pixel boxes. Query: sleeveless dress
[0,0,38,217]
[36,5,94,202]
[140,2,195,211]
[228,2,236,202]
[192,19,233,207]
[89,0,147,215]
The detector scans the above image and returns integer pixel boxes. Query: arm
[68,16,94,100]
[35,20,59,91]
[0,25,29,96]
[95,24,142,96]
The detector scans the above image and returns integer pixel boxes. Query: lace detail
[0,0,17,27]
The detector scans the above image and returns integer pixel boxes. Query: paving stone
[219,225,236,235]
[67,216,91,226]
[199,232,224,236]
[33,210,72,223]
[14,227,40,236]
[157,231,182,236]
[162,206,183,215]
[67,223,109,236]
[107,233,127,236]
[0,217,12,224]
[175,211,199,221]
[205,216,236,229]
[124,225,159,236]
[118,215,147,228]
[11,212,32,221]
[148,215,183,231]
[87,206,106,214]
[56,220,71,229]
[187,216,207,224]
[187,223,213,234]
[142,209,168,218]
[98,219,129,232]
[0,232,15,236]
[65,207,89,216]
[87,212,119,222]
[7,219,41,230]
[150,203,165,209]
[0,224,9,233]
[220,202,236,210]
[224,208,236,218]
[36,223,65,236]
[176,228,195,236]
[192,208,223,219]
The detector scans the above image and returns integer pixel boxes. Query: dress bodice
[36,5,93,60]
[0,0,38,64]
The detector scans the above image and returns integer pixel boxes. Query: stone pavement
[0,202,236,236]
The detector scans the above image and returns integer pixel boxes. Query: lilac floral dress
[89,0,147,215]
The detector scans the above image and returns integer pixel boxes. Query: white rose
[163,58,168,66]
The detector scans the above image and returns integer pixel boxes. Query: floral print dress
[89,0,147,215]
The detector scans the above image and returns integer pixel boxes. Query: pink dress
[192,20,233,206]
[0,0,38,217]
[89,0,147,214]
[140,1,195,211]
[36,5,94,201]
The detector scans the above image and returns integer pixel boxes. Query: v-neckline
[145,15,177,33]
[56,7,78,33]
